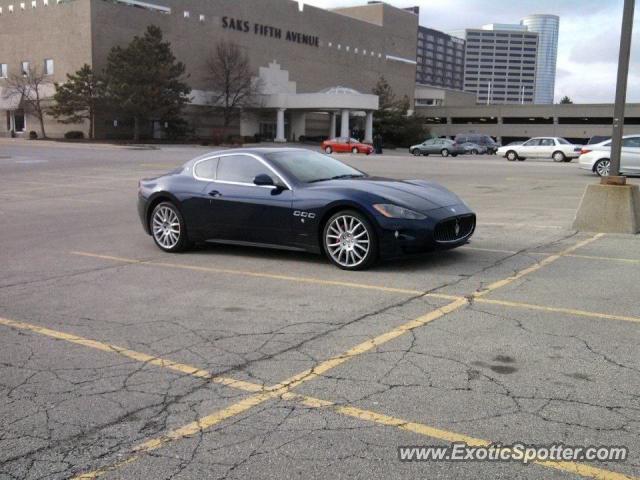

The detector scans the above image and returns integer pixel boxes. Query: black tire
[322,210,378,271]
[563,158,573,163]
[451,153,458,157]
[150,201,190,253]
[594,158,611,177]
[471,149,478,155]
[325,146,333,154]
[411,148,421,156]
[441,149,450,157]
[552,151,566,163]
[517,157,526,161]
[506,150,518,162]
[352,147,358,154]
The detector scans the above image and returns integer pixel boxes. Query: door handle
[208,190,222,198]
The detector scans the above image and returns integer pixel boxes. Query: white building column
[340,109,350,138]
[329,112,337,138]
[275,108,286,143]
[364,111,373,143]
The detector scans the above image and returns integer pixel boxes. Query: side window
[193,158,218,180]
[523,139,538,146]
[540,139,554,146]
[217,155,270,184]
[622,137,640,148]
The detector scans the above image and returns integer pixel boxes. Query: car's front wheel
[412,149,421,156]
[506,150,518,161]
[150,202,189,252]
[352,147,359,154]
[325,146,333,154]
[471,149,478,155]
[323,210,377,270]
[441,149,450,157]
[594,158,611,177]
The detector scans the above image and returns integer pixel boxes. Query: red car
[322,137,373,155]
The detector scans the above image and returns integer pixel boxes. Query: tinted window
[193,158,218,180]
[217,155,270,184]
[623,137,640,148]
[265,150,363,183]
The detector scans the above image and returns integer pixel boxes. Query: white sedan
[497,137,581,162]
[578,135,640,176]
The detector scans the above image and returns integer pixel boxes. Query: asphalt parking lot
[0,139,639,480]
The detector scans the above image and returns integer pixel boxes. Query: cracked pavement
[0,141,638,479]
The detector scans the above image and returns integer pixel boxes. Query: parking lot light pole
[606,0,635,185]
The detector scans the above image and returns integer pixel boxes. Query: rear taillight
[580,148,591,155]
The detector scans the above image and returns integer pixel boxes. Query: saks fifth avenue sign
[222,17,320,48]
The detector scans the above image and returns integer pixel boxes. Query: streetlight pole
[608,0,635,184]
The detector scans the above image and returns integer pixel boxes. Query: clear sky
[301,0,639,103]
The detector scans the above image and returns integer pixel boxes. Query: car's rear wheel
[552,151,566,162]
[150,202,189,252]
[471,149,478,155]
[441,149,450,157]
[352,147,358,154]
[594,158,611,177]
[412,149,421,156]
[506,150,518,161]
[323,210,377,271]
[325,146,333,154]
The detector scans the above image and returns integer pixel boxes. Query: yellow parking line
[0,317,263,394]
[475,298,640,324]
[271,297,469,391]
[474,234,605,298]
[70,251,453,299]
[565,253,640,264]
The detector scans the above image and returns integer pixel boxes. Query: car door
[538,138,555,158]
[336,138,349,153]
[203,153,294,245]
[622,136,640,173]
[421,139,435,153]
[518,138,539,157]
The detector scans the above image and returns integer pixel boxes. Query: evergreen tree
[559,96,573,104]
[105,25,191,140]
[50,64,105,139]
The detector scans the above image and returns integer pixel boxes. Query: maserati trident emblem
[454,220,460,236]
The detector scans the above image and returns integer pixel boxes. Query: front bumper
[374,203,476,258]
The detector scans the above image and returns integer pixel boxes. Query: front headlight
[373,204,427,220]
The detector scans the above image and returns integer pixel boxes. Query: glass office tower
[520,15,559,104]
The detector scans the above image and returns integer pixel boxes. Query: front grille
[434,214,476,243]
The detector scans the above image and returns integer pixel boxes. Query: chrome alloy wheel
[595,159,611,177]
[152,205,181,249]
[325,215,370,268]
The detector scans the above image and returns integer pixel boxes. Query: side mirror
[253,173,275,186]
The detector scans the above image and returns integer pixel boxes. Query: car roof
[183,147,311,169]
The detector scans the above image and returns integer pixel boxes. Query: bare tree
[3,65,52,138]
[205,41,262,133]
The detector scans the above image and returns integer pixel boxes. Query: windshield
[265,150,365,184]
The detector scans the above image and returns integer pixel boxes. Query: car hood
[314,177,463,212]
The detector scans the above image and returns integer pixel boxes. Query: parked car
[322,137,373,155]
[578,135,640,176]
[497,137,581,162]
[587,135,611,145]
[138,148,476,270]
[409,138,463,157]
[460,142,488,155]
[454,134,499,154]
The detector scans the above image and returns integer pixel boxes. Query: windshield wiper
[330,174,366,180]
[307,174,364,183]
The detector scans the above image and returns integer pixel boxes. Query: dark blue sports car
[138,148,476,270]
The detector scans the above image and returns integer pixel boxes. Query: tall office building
[416,26,466,92]
[520,15,560,104]
[463,28,538,104]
